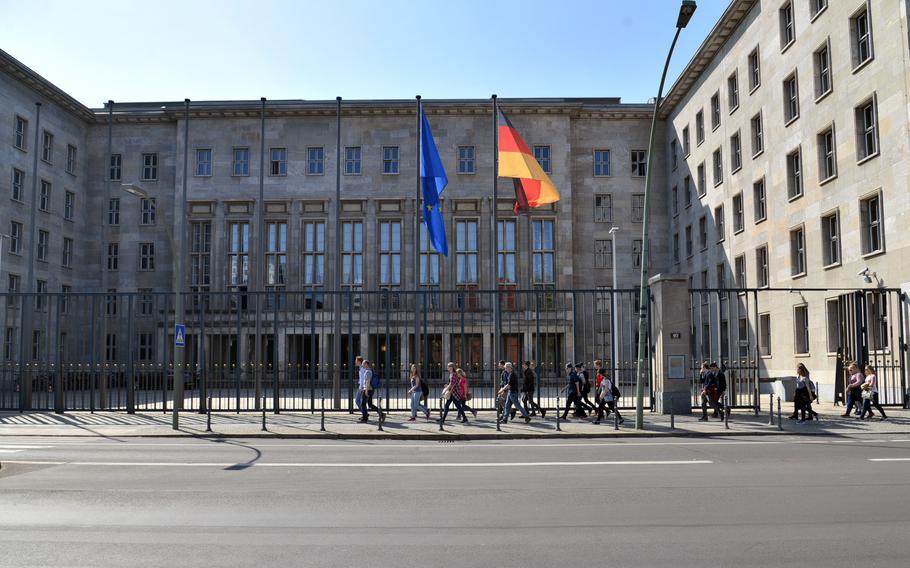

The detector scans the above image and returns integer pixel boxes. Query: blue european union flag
[420,110,449,256]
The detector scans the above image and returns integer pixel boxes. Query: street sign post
[175,324,185,347]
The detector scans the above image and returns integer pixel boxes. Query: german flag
[498,109,561,213]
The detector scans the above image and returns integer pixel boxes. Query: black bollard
[755,387,760,416]
[614,408,619,431]
[206,396,212,432]
[496,399,502,432]
[377,392,384,432]
[438,396,444,432]
[724,395,730,430]
[777,396,783,431]
[261,395,267,432]
[320,394,325,432]
[768,393,774,426]
[670,397,675,430]
[556,395,561,431]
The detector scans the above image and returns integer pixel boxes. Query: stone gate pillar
[649,273,692,415]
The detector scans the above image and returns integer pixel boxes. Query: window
[191,222,211,293]
[37,230,48,262]
[14,116,27,150]
[4,328,14,360]
[787,148,803,199]
[109,154,121,181]
[783,72,800,123]
[62,237,73,268]
[753,178,766,223]
[821,211,840,267]
[382,146,400,174]
[418,222,439,286]
[685,226,693,258]
[455,220,478,284]
[825,298,840,354]
[671,186,678,217]
[593,149,610,176]
[307,147,324,175]
[684,176,692,206]
[270,148,287,176]
[108,198,120,225]
[141,153,158,180]
[715,205,725,243]
[229,222,250,288]
[9,222,22,254]
[64,191,74,220]
[140,198,156,225]
[860,193,883,255]
[750,112,763,156]
[139,242,155,271]
[459,146,476,174]
[302,221,326,289]
[779,2,795,49]
[594,194,612,222]
[817,125,837,181]
[710,92,721,130]
[11,168,24,202]
[790,225,806,276]
[814,41,832,98]
[631,194,645,223]
[232,148,250,176]
[867,292,889,351]
[632,239,643,268]
[138,289,153,317]
[748,47,761,91]
[855,97,879,161]
[35,280,47,311]
[192,148,211,176]
[341,221,364,288]
[851,6,873,68]
[673,233,680,263]
[682,126,690,156]
[734,254,746,288]
[33,330,43,360]
[733,193,744,233]
[265,221,288,287]
[66,144,77,174]
[756,245,769,288]
[697,162,706,197]
[107,242,119,271]
[138,333,154,362]
[532,219,555,284]
[344,146,361,175]
[104,333,116,361]
[378,220,401,286]
[728,72,739,112]
[496,220,517,284]
[712,148,722,186]
[631,150,646,177]
[39,180,50,211]
[730,132,742,172]
[533,145,550,174]
[716,263,726,289]
[41,131,53,163]
[698,216,708,251]
[811,0,828,19]
[695,110,704,144]
[594,239,613,269]
[793,305,809,354]
[670,140,678,170]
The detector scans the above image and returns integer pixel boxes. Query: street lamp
[608,227,619,379]
[634,0,697,430]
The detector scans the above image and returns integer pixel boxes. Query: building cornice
[0,48,95,122]
[659,0,758,119]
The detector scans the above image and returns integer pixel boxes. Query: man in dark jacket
[516,361,545,418]
[561,363,586,420]
[699,363,723,421]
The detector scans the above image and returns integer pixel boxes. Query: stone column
[649,273,692,415]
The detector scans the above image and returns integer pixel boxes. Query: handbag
[465,392,473,401]
[861,389,874,400]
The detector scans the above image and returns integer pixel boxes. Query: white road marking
[0,459,712,468]
[0,450,24,454]
[868,458,910,462]
[0,445,53,449]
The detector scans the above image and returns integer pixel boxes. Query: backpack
[716,372,727,393]
[419,377,429,396]
[610,381,621,399]
[370,370,381,390]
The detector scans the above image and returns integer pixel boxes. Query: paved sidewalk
[1,402,908,439]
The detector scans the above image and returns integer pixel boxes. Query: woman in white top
[407,364,430,421]
[859,364,888,421]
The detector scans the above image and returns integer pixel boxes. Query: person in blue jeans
[407,364,430,421]
[499,362,531,423]
[438,364,469,426]
[354,356,366,420]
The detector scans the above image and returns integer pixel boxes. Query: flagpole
[491,94,500,375]
[414,95,422,380]
[254,96,266,412]
[333,96,342,408]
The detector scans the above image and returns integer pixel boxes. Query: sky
[0,0,730,108]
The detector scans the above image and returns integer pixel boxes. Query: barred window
[497,220,517,284]
[195,149,212,176]
[345,146,361,175]
[307,147,324,175]
[141,153,158,181]
[458,146,476,174]
[787,147,803,199]
[302,221,326,288]
[594,239,613,269]
[455,220,478,284]
[593,149,610,176]
[533,145,551,174]
[379,220,401,286]
[232,148,250,176]
[270,148,287,176]
[266,221,288,287]
[594,194,612,222]
[228,222,250,287]
[631,194,645,223]
[342,221,364,286]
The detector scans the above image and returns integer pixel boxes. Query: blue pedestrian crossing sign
[174,324,186,347]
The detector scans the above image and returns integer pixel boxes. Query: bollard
[556,396,561,431]
[768,393,774,426]
[724,395,730,430]
[777,396,783,431]
[614,408,619,431]
[438,396,445,432]
[670,397,675,430]
[320,394,325,432]
[377,392,384,432]
[261,394,267,432]
[496,400,502,432]
[205,396,212,432]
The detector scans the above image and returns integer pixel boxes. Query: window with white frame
[532,219,555,284]
[594,149,610,176]
[632,239,643,268]
[860,193,883,255]
[814,41,832,98]
[750,112,764,156]
[9,222,22,255]
[41,131,53,163]
[33,330,43,360]
[141,153,158,180]
[341,221,364,288]
[787,147,803,199]
[66,144,77,174]
[756,245,769,288]
[711,92,721,130]
[344,146,361,175]
[459,146,476,174]
[419,222,439,286]
[695,110,704,144]
[307,147,324,175]
[748,47,761,91]
[670,140,677,170]
[302,221,326,290]
[759,313,771,356]
[632,194,645,223]
[673,233,680,263]
[850,6,873,68]
[109,154,121,181]
[594,194,612,222]
[794,304,809,354]
[39,180,50,211]
[697,162,706,196]
[270,148,287,176]
[716,263,726,289]
[728,72,739,112]
[753,178,766,223]
[455,220,478,285]
[35,280,47,311]
[497,219,517,285]
[698,216,708,251]
[12,168,24,202]
[14,116,27,150]
[139,242,155,271]
[62,237,73,268]
[712,148,723,186]
[108,198,120,225]
[194,149,212,176]
[811,0,828,19]
[64,191,75,220]
[631,150,646,177]
[533,145,550,174]
[140,198,156,225]
[37,230,48,262]
[107,242,119,271]
[855,97,879,161]
[106,291,118,318]
[685,226,693,258]
[382,146,400,174]
[594,239,613,269]
[730,131,742,172]
[733,192,744,233]
[715,204,725,242]
[671,186,678,217]
[818,125,837,181]
[191,221,211,293]
[821,211,840,266]
[4,328,14,360]
[783,72,799,123]
[825,298,840,354]
[779,2,795,48]
[734,254,746,288]
[682,126,690,156]
[228,222,250,288]
[378,220,401,286]
[684,176,692,206]
[138,289,153,317]
[138,333,154,362]
[265,221,288,288]
[790,225,806,276]
[232,148,250,176]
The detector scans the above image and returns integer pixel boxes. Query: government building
[1,0,908,412]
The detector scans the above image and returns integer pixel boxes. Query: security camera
[857,267,870,276]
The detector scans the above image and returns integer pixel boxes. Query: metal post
[261,394,267,431]
[556,395,561,431]
[377,390,384,432]
[724,394,730,430]
[205,396,212,432]
[320,393,326,432]
[333,97,343,409]
[777,396,782,431]
[254,98,266,412]
[768,393,774,425]
[491,94,501,367]
[438,396,444,431]
[609,227,619,375]
[496,399,502,431]
[172,98,189,429]
[614,407,619,430]
[415,96,422,396]
[670,396,675,429]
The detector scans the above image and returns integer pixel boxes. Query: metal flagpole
[492,95,501,376]
[254,97,266,411]
[333,97,342,408]
[415,96,422,380]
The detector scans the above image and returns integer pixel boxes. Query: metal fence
[0,289,651,413]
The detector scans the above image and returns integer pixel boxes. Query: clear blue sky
[1,0,730,107]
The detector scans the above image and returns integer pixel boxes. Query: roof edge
[0,48,95,122]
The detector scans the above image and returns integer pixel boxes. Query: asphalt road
[1,435,909,567]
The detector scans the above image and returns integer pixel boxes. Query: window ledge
[749,83,761,95]
[10,198,24,205]
[794,352,811,358]
[784,115,800,128]
[733,228,744,235]
[712,124,721,133]
[856,152,880,166]
[713,180,723,188]
[231,174,252,178]
[729,105,739,116]
[305,172,326,176]
[760,354,772,359]
[787,192,803,203]
[781,40,795,54]
[755,217,767,225]
[810,6,828,22]
[685,203,693,209]
[731,165,742,175]
[822,261,841,271]
[752,149,764,160]
[815,89,833,104]
[457,172,477,175]
[861,249,885,260]
[194,174,213,178]
[852,57,874,75]
[819,174,838,186]
[41,159,52,166]
[791,272,807,280]
[140,179,159,182]
[696,140,704,148]
[65,170,76,177]
[13,145,27,153]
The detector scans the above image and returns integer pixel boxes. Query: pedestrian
[698,366,723,421]
[407,364,430,422]
[711,362,727,417]
[519,361,545,417]
[841,362,872,418]
[578,363,596,413]
[560,363,585,420]
[791,364,814,423]
[439,365,470,426]
[354,355,365,416]
[456,368,477,420]
[500,362,531,423]
[859,364,888,421]
[797,364,819,422]
[358,359,384,423]
[593,368,623,425]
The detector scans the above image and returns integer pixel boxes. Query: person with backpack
[577,363,596,413]
[456,368,477,421]
[407,363,430,422]
[500,362,531,424]
[519,361,545,418]
[439,365,470,426]
[560,363,586,420]
[698,365,723,421]
[354,355,366,416]
[711,362,727,418]
[593,368,623,425]
[358,359,385,423]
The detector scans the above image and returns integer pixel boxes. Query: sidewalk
[1,403,908,439]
